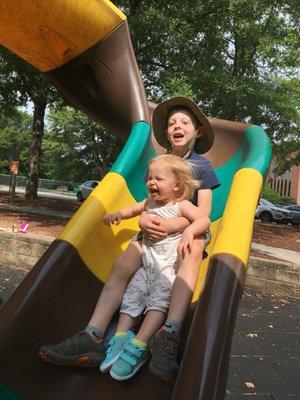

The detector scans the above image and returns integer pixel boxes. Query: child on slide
[39,97,219,383]
[100,154,210,380]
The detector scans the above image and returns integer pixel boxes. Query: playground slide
[0,1,272,399]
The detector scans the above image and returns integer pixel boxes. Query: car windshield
[260,198,274,207]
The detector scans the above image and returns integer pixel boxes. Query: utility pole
[8,143,20,203]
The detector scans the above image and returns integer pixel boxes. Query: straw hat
[152,96,214,154]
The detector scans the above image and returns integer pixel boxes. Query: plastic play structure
[0,1,271,399]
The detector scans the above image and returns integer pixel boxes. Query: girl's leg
[109,310,166,380]
[116,313,136,333]
[135,310,166,344]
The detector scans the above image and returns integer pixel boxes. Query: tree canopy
[0,0,299,187]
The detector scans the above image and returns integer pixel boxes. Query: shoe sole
[109,355,150,381]
[100,353,121,373]
[39,351,102,368]
[148,364,176,383]
[148,361,176,384]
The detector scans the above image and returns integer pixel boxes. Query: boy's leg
[89,240,142,333]
[149,237,205,382]
[39,240,142,367]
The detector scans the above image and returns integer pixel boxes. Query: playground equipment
[0,1,271,399]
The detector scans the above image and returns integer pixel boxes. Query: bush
[262,184,295,205]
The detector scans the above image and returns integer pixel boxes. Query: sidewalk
[251,243,300,269]
[226,286,299,399]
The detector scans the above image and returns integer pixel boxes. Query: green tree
[0,46,59,198]
[118,0,299,168]
[0,109,32,175]
[41,107,124,183]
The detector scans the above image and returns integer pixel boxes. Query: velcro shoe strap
[120,352,137,366]
[123,343,142,358]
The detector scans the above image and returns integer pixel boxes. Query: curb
[0,231,54,270]
[0,230,298,298]
[247,256,299,298]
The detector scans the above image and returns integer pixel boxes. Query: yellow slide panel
[0,0,126,72]
[192,218,221,302]
[58,172,139,282]
[212,168,263,266]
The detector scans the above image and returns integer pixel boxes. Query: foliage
[0,109,32,175]
[118,0,299,170]
[0,46,61,197]
[41,108,124,183]
[262,183,295,205]
[0,0,299,186]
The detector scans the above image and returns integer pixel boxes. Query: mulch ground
[0,191,299,252]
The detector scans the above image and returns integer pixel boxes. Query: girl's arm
[103,199,147,226]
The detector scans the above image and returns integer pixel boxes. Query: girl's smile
[147,159,179,205]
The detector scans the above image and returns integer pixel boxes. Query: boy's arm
[177,200,211,257]
[139,212,190,238]
[197,188,212,216]
[103,200,147,225]
[139,188,213,239]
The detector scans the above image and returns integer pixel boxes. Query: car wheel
[260,211,273,223]
[77,192,83,202]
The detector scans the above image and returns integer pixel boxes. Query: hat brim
[152,96,214,154]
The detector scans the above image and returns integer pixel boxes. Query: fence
[267,166,292,197]
[0,174,79,193]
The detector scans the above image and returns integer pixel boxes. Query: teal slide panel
[110,121,154,201]
[0,381,21,400]
[111,121,271,223]
[211,125,271,221]
[241,125,272,176]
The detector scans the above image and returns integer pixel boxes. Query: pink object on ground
[19,221,29,233]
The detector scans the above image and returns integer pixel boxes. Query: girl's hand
[139,211,167,241]
[103,212,122,225]
[177,229,194,258]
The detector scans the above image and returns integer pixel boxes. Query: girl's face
[147,159,179,204]
[165,110,199,155]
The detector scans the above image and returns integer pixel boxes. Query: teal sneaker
[100,331,134,372]
[110,340,150,380]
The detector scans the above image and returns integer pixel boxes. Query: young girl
[100,154,210,380]
[39,96,219,383]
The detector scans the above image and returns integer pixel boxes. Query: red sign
[10,160,19,174]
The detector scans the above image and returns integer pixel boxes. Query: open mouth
[149,188,159,195]
[173,133,184,139]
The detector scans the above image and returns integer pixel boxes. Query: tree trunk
[25,100,46,199]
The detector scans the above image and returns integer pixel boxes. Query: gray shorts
[120,266,176,317]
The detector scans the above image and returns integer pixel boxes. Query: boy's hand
[177,229,194,258]
[139,211,167,241]
[103,212,122,226]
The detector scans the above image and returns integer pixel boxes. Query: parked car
[76,180,99,202]
[255,198,292,224]
[282,205,300,226]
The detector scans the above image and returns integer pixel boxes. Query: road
[1,187,77,201]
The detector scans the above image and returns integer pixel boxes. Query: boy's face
[165,110,200,155]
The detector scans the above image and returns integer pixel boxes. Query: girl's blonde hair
[149,154,200,201]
